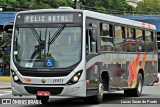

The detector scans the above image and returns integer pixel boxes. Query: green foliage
[81,0,135,13]
[56,0,74,7]
[0,33,11,48]
[0,0,135,13]
[136,0,160,13]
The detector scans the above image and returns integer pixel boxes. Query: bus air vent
[24,86,63,95]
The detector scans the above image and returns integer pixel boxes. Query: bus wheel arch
[124,69,144,97]
[101,71,109,91]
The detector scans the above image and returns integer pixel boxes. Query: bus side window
[100,23,114,52]
[126,28,136,52]
[114,25,125,52]
[136,29,145,52]
[146,31,154,52]
[86,29,97,54]
[153,31,157,53]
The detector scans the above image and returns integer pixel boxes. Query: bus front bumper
[11,80,86,97]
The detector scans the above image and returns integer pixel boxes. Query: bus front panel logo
[41,79,46,83]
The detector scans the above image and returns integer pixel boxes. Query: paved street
[0,81,10,89]
[0,85,160,107]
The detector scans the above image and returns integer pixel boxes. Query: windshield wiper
[30,24,41,43]
[29,24,46,50]
[47,24,66,54]
[29,25,45,61]
[48,24,66,45]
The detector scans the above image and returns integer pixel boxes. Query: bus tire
[124,73,143,97]
[91,83,104,104]
[36,96,49,104]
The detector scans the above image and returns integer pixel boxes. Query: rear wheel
[36,96,49,104]
[124,73,143,97]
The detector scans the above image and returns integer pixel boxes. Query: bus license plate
[37,91,50,96]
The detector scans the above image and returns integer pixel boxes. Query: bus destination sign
[24,14,73,23]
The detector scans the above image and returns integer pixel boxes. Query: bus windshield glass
[13,25,82,68]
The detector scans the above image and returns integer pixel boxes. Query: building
[126,0,142,7]
[0,12,16,32]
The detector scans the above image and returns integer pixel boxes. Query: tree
[136,0,160,13]
[0,0,135,13]
[81,0,134,14]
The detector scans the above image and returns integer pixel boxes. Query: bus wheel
[36,96,49,104]
[92,83,104,104]
[124,73,143,97]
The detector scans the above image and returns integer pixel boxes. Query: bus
[10,7,159,104]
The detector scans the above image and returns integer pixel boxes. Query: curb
[0,87,11,90]
[0,76,11,82]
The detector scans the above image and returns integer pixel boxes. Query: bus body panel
[86,53,158,90]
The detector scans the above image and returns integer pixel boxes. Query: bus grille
[20,71,70,77]
[24,86,64,95]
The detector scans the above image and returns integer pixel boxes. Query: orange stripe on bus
[142,22,145,28]
[128,77,131,87]
[128,62,134,80]
[141,54,146,69]
[148,24,151,29]
[132,61,138,76]
[152,60,155,66]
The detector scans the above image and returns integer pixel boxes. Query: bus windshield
[13,25,82,68]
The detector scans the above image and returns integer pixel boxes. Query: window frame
[114,25,126,53]
[145,30,155,53]
[100,22,114,53]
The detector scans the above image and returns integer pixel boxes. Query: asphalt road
[0,86,160,107]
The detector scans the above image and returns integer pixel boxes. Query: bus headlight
[11,69,22,84]
[13,75,19,81]
[72,75,79,82]
[67,70,82,85]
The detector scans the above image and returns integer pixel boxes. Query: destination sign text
[24,14,73,23]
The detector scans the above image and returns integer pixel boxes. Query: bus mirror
[2,31,6,41]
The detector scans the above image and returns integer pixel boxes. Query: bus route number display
[24,14,73,23]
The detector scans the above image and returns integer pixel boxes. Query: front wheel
[91,83,104,104]
[36,96,49,104]
[124,73,143,97]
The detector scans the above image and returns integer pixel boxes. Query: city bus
[10,7,159,104]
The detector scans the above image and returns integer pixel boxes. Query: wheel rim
[98,83,104,99]
[148,83,153,86]
[138,77,142,93]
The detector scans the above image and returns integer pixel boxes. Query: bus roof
[16,8,156,30]
[84,10,156,30]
